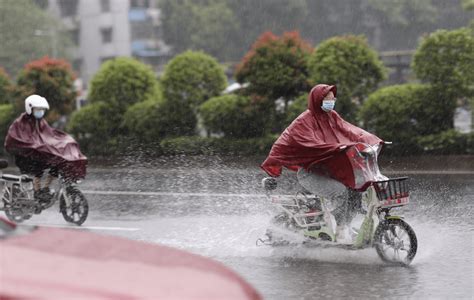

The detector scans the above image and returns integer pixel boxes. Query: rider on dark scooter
[4,95,87,203]
[261,84,384,241]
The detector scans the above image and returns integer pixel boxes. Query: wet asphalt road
[5,157,474,299]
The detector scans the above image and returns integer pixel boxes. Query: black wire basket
[374,177,410,207]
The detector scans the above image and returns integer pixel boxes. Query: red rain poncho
[5,113,87,179]
[261,84,382,189]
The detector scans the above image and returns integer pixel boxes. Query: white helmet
[25,95,49,115]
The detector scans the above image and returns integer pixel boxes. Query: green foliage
[412,28,474,98]
[159,135,277,156]
[416,130,474,155]
[66,102,121,155]
[161,51,227,108]
[0,68,12,105]
[160,51,226,136]
[285,94,308,127]
[0,104,15,155]
[0,0,72,76]
[15,56,76,123]
[462,0,474,10]
[88,57,159,114]
[199,94,267,138]
[365,0,437,26]
[123,98,164,143]
[235,31,312,105]
[158,0,307,62]
[158,0,240,60]
[360,84,435,152]
[308,35,386,122]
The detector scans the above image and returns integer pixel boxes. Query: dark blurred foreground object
[0,217,261,300]
[0,159,7,169]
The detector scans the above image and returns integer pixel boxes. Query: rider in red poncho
[262,84,382,182]
[4,95,87,202]
[261,84,383,234]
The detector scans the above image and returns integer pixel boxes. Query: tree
[199,94,267,138]
[189,1,240,60]
[158,0,307,62]
[0,0,71,77]
[412,28,474,130]
[308,35,386,122]
[413,28,474,97]
[88,57,160,114]
[0,68,13,105]
[14,56,76,123]
[236,31,312,110]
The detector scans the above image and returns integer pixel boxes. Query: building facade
[46,0,170,87]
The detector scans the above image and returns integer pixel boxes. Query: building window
[70,28,80,46]
[58,0,78,17]
[130,0,150,8]
[101,28,113,44]
[100,0,110,12]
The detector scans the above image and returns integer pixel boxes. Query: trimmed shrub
[199,94,267,138]
[235,31,312,107]
[88,57,159,114]
[360,84,433,153]
[161,51,227,108]
[308,35,386,122]
[123,96,196,143]
[160,51,226,136]
[285,94,308,126]
[15,56,76,123]
[67,102,121,155]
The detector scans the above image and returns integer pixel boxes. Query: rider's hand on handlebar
[339,145,348,151]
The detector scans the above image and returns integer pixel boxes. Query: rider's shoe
[336,225,353,244]
[35,188,53,204]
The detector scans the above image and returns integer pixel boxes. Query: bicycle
[0,159,88,225]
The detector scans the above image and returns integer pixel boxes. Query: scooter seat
[1,174,33,183]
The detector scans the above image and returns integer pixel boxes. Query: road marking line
[20,224,141,231]
[82,190,268,198]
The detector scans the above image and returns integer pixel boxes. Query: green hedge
[416,130,474,155]
[199,94,267,138]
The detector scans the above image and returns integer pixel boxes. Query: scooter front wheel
[374,218,417,265]
[59,186,88,226]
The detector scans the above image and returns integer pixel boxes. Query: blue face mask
[33,110,45,119]
[321,99,336,112]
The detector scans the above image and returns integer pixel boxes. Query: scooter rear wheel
[59,187,88,226]
[374,218,417,265]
